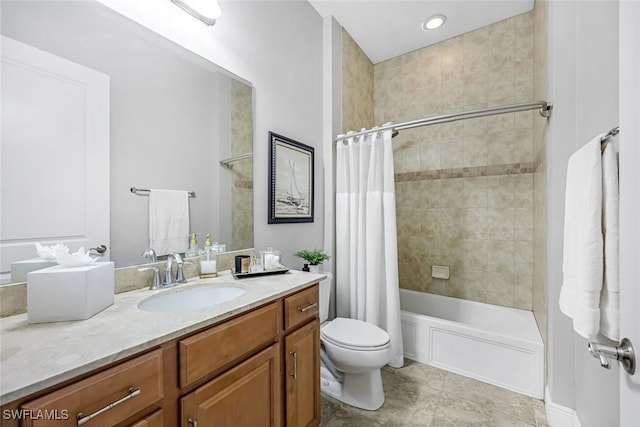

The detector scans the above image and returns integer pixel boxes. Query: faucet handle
[175,261,192,284]
[138,267,162,290]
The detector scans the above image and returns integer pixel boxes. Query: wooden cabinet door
[285,320,320,427]
[181,344,281,427]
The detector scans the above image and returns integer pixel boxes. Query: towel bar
[130,187,196,198]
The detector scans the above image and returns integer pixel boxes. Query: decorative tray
[232,268,290,279]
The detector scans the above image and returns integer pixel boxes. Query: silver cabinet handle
[77,387,140,426]
[297,302,317,313]
[588,337,636,374]
[188,418,198,427]
[289,351,297,380]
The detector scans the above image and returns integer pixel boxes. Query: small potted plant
[294,249,330,273]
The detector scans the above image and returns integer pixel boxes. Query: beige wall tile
[487,273,515,306]
[488,175,515,207]
[440,138,465,169]
[487,240,515,273]
[440,208,465,239]
[441,178,465,207]
[463,239,488,271]
[513,241,533,275]
[464,208,488,239]
[488,130,516,165]
[464,177,488,207]
[514,207,533,241]
[487,208,515,240]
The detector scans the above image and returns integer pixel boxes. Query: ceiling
[308,0,535,64]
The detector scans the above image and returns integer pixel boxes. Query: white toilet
[319,275,392,410]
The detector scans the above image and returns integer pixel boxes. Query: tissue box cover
[11,258,57,282]
[27,262,115,323]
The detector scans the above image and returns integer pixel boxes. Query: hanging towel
[149,189,189,256]
[559,135,604,339]
[599,143,620,341]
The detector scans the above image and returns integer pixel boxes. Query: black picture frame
[268,132,314,224]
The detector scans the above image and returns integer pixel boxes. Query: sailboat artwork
[268,132,314,223]
[277,159,306,210]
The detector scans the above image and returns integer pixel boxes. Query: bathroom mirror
[0,0,254,284]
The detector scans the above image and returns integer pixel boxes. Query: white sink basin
[138,283,245,312]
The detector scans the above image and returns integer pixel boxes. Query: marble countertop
[0,269,325,405]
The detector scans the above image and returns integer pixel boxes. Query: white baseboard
[545,386,582,427]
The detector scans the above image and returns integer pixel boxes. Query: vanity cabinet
[283,286,321,427]
[1,282,320,427]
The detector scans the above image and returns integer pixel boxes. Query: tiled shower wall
[341,29,374,133]
[371,12,537,309]
[532,1,549,345]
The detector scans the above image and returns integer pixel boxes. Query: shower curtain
[336,127,403,368]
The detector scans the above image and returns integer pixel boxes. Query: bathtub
[399,289,544,399]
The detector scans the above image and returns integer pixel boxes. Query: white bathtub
[399,289,544,398]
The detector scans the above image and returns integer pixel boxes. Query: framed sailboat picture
[268,132,314,223]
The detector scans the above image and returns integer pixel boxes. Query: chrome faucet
[141,248,157,262]
[165,253,188,286]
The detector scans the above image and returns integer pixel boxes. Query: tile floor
[320,359,549,427]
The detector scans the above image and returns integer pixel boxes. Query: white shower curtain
[336,127,403,368]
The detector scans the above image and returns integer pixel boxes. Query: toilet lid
[321,318,390,350]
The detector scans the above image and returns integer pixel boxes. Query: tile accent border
[395,162,536,182]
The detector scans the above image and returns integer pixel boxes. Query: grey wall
[547,0,620,424]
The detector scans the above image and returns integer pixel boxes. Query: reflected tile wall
[376,12,537,310]
[230,80,253,251]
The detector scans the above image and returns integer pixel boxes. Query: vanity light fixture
[422,14,447,31]
[170,0,221,26]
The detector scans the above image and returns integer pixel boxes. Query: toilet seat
[321,318,390,351]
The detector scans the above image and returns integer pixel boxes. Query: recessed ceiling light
[422,14,447,31]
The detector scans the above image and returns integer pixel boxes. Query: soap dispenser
[199,234,217,278]
[185,233,200,258]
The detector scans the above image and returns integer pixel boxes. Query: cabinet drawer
[179,302,280,388]
[129,409,163,427]
[21,349,163,427]
[284,284,319,331]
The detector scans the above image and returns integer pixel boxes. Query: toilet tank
[319,273,332,323]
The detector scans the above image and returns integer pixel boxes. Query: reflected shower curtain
[336,127,403,368]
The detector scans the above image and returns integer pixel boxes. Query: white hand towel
[559,135,604,339]
[599,143,620,341]
[149,189,189,256]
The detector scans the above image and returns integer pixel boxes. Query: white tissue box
[27,262,115,323]
[11,258,58,282]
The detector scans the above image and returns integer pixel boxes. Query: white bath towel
[599,143,620,341]
[149,189,189,256]
[559,135,604,339]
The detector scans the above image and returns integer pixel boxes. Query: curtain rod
[335,101,552,142]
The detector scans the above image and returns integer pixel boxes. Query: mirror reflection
[0,0,254,284]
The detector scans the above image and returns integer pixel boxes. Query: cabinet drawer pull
[76,387,140,426]
[188,418,198,427]
[289,351,298,380]
[297,302,317,313]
